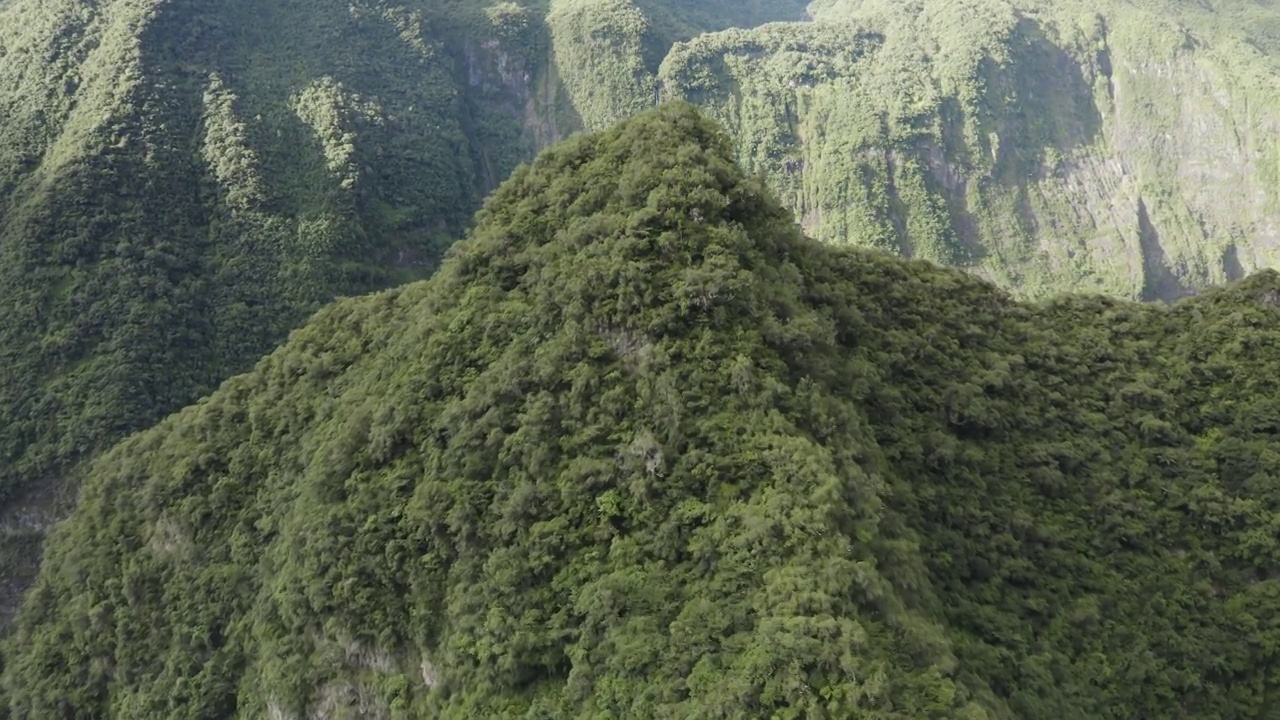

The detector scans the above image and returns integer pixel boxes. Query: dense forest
[6,0,1280,716]
[0,0,535,629]
[9,103,1280,718]
[0,0,815,637]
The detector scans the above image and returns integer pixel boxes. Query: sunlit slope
[552,0,1280,299]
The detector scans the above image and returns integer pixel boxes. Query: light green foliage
[547,0,810,130]
[547,0,1280,300]
[202,74,269,210]
[292,77,384,190]
[653,0,1116,291]
[548,0,660,131]
[487,1,537,45]
[10,103,1280,718]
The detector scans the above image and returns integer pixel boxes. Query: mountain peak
[12,21,1280,719]
[3,104,968,718]
[446,102,814,339]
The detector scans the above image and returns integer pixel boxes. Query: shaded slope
[0,0,531,503]
[10,103,1280,718]
[0,0,569,628]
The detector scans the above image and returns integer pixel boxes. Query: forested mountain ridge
[0,0,811,634]
[9,102,1280,719]
[6,0,1280,551]
[7,0,1280,715]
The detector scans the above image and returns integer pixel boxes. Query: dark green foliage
[0,0,574,638]
[0,0,845,641]
[9,103,1280,718]
[0,0,534,504]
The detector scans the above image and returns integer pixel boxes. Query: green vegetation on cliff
[0,0,863,685]
[8,0,1280,552]
[0,0,827,634]
[0,0,528,503]
[10,103,1280,718]
[546,0,809,130]
[548,0,1280,300]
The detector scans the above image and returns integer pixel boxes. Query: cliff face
[548,0,1280,299]
[546,0,811,131]
[665,0,1280,300]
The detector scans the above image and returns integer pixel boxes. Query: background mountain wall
[552,0,1280,299]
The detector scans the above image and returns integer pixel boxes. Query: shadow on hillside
[1137,198,1194,302]
[931,16,1106,264]
[1223,244,1246,282]
[1002,18,1105,175]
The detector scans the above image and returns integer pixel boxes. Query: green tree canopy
[9,102,1280,719]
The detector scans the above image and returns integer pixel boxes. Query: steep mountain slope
[10,103,1280,719]
[7,0,1280,556]
[0,0,822,633]
[554,0,1280,300]
[546,0,810,129]
[0,0,576,625]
